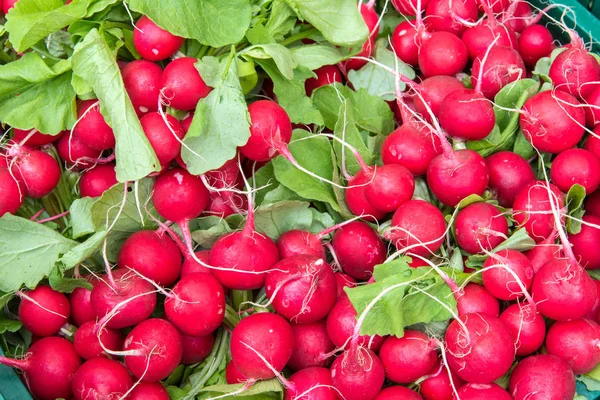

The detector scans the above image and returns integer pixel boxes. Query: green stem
[196,45,209,59]
[224,304,241,329]
[280,27,318,46]
[231,290,252,310]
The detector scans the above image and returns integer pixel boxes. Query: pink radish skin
[471,46,526,100]
[73,321,124,360]
[519,25,555,67]
[455,203,508,255]
[129,382,170,400]
[499,303,546,356]
[392,0,431,16]
[379,330,438,384]
[79,163,117,198]
[331,221,386,280]
[91,269,157,329]
[503,1,531,33]
[389,199,446,257]
[335,273,357,297]
[123,318,183,382]
[18,286,70,337]
[438,89,495,140]
[330,348,385,400]
[164,273,225,336]
[420,361,465,400]
[0,167,23,215]
[230,313,295,380]
[122,60,162,115]
[532,259,597,321]
[240,100,293,162]
[586,280,600,323]
[160,57,212,111]
[345,171,388,221]
[266,255,337,323]
[418,32,469,78]
[276,230,325,259]
[482,249,534,300]
[181,333,215,365]
[457,283,500,317]
[359,2,379,39]
[152,168,210,223]
[584,90,600,127]
[375,386,423,399]
[445,313,515,383]
[9,147,60,198]
[550,148,600,194]
[587,191,600,217]
[427,150,489,207]
[390,21,420,67]
[524,231,562,273]
[72,357,132,400]
[520,90,586,154]
[462,24,518,61]
[226,360,248,384]
[140,112,185,165]
[305,65,343,96]
[133,16,183,61]
[546,318,600,374]
[364,164,415,213]
[549,46,600,99]
[425,0,478,36]
[509,355,575,400]
[341,37,375,72]
[570,215,600,269]
[74,100,115,151]
[585,133,600,157]
[413,76,465,122]
[288,320,335,371]
[118,230,182,286]
[56,133,101,168]
[456,383,512,399]
[0,337,81,400]
[181,250,212,276]
[12,129,63,147]
[480,0,510,13]
[70,277,98,327]
[512,181,565,242]
[285,367,338,400]
[485,151,535,207]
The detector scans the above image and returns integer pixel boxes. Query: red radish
[392,0,431,15]
[445,313,515,383]
[331,221,386,280]
[418,32,468,78]
[425,0,478,36]
[122,60,162,115]
[584,90,600,127]
[519,24,555,67]
[230,313,294,380]
[456,383,511,399]
[129,382,170,400]
[520,90,586,153]
[330,348,385,400]
[588,190,600,217]
[2,0,18,15]
[550,148,600,194]
[363,165,415,213]
[509,355,576,400]
[226,360,248,383]
[419,361,465,400]
[462,24,518,61]
[438,89,495,140]
[335,272,357,297]
[359,1,380,39]
[326,294,385,351]
[305,65,343,96]
[375,386,423,399]
[285,367,338,400]
[379,330,438,384]
[524,231,561,273]
[586,280,600,323]
[133,16,183,61]
[207,191,244,217]
[8,146,60,198]
[152,167,210,223]
[73,100,115,151]
[340,36,375,72]
[585,133,600,157]
[485,151,535,207]
[549,43,600,99]
[570,215,600,269]
[181,333,215,364]
[18,286,70,337]
[502,0,531,33]
[499,303,545,356]
[412,76,465,122]
[12,129,63,147]
[479,0,510,13]
[239,100,292,162]
[70,278,98,327]
[0,337,80,400]
[73,321,124,360]
[546,318,600,374]
[471,46,526,99]
[56,133,102,168]
[160,57,212,111]
[266,255,336,323]
[164,273,225,336]
[0,167,23,215]
[512,181,565,242]
[389,199,446,257]
[390,21,420,66]
[123,318,183,382]
[79,163,117,198]
[276,229,326,259]
[456,283,500,317]
[482,249,534,300]
[288,320,335,371]
[455,203,508,254]
[140,112,185,165]
[91,269,157,329]
[345,170,388,220]
[181,250,212,276]
[72,357,133,400]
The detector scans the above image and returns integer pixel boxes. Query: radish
[8,146,60,198]
[129,382,170,400]
[72,357,133,400]
[18,286,70,337]
[335,272,357,297]
[471,46,526,99]
[570,215,600,269]
[73,320,124,360]
[123,318,183,382]
[73,100,115,151]
[445,312,515,383]
[425,0,478,36]
[362,165,415,213]
[546,318,600,374]
[359,1,380,39]
[585,132,600,157]
[0,166,23,215]
[239,100,292,162]
[499,303,545,356]
[164,272,225,336]
[390,21,420,67]
[519,24,555,67]
[230,312,294,380]
[265,255,337,323]
[418,32,469,78]
[0,337,81,400]
[181,333,215,364]
[485,151,535,207]
[512,181,565,242]
[181,250,212,276]
[140,112,185,165]
[388,199,446,257]
[69,275,98,327]
[509,355,576,400]
[479,0,510,13]
[375,386,423,399]
[520,90,586,153]
[12,128,63,147]
[285,367,338,400]
[419,361,465,400]
[438,88,496,140]
[160,57,212,111]
[79,163,117,198]
[276,229,326,259]
[2,0,17,13]
[341,36,375,72]
[456,283,500,316]
[226,360,248,384]
[550,148,600,194]
[288,320,335,371]
[152,167,210,224]
[122,59,162,116]
[584,90,600,127]
[331,221,386,280]
[345,170,388,220]
[379,330,438,384]
[455,203,509,254]
[330,348,385,400]
[481,249,534,300]
[56,132,102,168]
[501,0,531,33]
[412,76,465,123]
[587,191,600,217]
[305,65,343,96]
[462,23,518,61]
[456,383,512,399]
[549,39,600,99]
[133,16,183,61]
[392,0,431,16]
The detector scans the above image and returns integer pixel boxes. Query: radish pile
[1,0,600,399]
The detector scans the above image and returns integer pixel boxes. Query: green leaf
[332,99,373,175]
[0,52,75,134]
[0,319,21,335]
[466,228,536,268]
[291,44,346,70]
[254,200,319,240]
[456,194,486,209]
[49,267,93,293]
[58,231,107,271]
[285,0,368,47]
[182,53,251,175]
[244,44,298,80]
[566,184,586,234]
[199,379,283,399]
[262,184,304,205]
[265,0,297,41]
[578,363,600,392]
[347,39,415,101]
[126,0,251,47]
[190,217,235,249]
[69,197,97,239]
[0,214,78,292]
[512,130,535,160]
[72,29,160,181]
